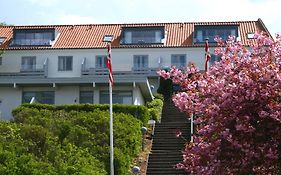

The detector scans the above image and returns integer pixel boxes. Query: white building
[0,19,271,119]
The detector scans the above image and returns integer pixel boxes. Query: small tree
[158,32,281,174]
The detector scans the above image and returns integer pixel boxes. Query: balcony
[0,58,48,77]
[81,58,159,77]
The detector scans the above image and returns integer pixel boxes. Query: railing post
[81,57,86,76]
[43,58,48,77]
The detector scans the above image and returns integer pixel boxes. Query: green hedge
[0,122,106,175]
[10,105,143,175]
[13,103,150,125]
[146,98,163,122]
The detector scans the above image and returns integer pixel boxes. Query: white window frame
[21,56,36,71]
[58,56,73,71]
[95,55,107,69]
[133,55,148,69]
[171,54,186,68]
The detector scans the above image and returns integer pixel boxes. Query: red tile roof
[0,19,271,50]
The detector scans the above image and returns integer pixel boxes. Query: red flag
[204,39,211,72]
[106,43,114,85]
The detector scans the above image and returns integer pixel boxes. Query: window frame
[100,91,133,104]
[95,55,107,69]
[120,26,165,45]
[133,55,149,69]
[22,91,55,104]
[193,25,239,44]
[58,56,73,71]
[79,91,94,104]
[171,54,186,68]
[12,28,55,46]
[21,56,36,71]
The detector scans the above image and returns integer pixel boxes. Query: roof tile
[0,19,271,50]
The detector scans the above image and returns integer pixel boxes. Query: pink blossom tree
[158,32,281,175]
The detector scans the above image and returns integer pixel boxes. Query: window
[121,26,164,45]
[194,25,238,43]
[12,28,55,46]
[0,57,2,65]
[133,55,148,69]
[58,56,73,71]
[171,54,186,68]
[21,56,36,71]
[210,54,221,66]
[80,91,93,104]
[95,55,107,69]
[100,91,132,104]
[22,91,54,104]
[247,32,255,39]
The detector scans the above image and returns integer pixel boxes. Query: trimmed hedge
[146,98,163,122]
[0,122,106,175]
[11,105,143,175]
[13,103,150,125]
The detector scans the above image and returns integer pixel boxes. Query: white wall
[0,87,22,120]
[0,47,208,76]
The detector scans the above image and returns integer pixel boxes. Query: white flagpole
[109,80,114,175]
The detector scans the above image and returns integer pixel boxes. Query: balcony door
[21,56,36,71]
[133,55,148,70]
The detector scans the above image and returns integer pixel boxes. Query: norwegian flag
[106,43,114,85]
[205,39,211,72]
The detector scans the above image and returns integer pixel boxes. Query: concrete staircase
[146,99,190,175]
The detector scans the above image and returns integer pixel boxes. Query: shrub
[11,105,143,175]
[14,103,150,125]
[146,98,163,122]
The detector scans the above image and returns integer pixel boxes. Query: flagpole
[105,40,114,175]
[109,80,114,175]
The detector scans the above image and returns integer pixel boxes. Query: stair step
[147,99,190,175]
[146,168,187,175]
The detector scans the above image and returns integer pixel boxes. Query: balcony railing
[81,57,159,77]
[0,58,48,77]
[81,67,159,76]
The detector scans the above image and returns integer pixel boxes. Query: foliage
[11,105,143,174]
[14,103,150,125]
[146,98,163,122]
[158,32,281,174]
[153,93,164,101]
[0,122,106,175]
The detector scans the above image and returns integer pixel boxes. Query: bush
[11,105,143,175]
[0,122,106,175]
[14,103,150,125]
[153,93,164,101]
[146,98,163,122]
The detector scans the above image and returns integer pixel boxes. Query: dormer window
[194,25,238,43]
[0,37,6,44]
[121,26,165,45]
[11,28,56,46]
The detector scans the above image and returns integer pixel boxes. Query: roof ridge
[1,19,260,28]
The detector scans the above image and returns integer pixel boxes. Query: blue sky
[1,0,280,36]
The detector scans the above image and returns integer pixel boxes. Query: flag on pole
[106,42,114,84]
[204,38,211,72]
